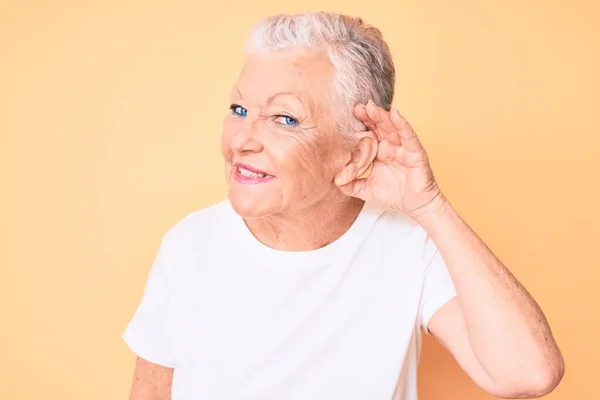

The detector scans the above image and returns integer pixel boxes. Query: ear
[334,131,378,187]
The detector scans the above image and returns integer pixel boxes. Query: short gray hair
[244,12,395,147]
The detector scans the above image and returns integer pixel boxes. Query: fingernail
[392,107,400,115]
[368,99,375,105]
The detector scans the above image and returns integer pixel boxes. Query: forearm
[414,195,563,385]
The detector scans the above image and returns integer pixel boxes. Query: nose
[229,116,264,154]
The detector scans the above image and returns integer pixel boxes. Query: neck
[244,194,365,251]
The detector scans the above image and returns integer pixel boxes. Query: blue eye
[276,115,298,126]
[230,104,247,117]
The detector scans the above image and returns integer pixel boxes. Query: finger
[354,103,367,120]
[365,100,402,145]
[390,107,423,152]
[353,104,377,132]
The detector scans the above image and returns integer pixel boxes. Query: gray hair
[244,12,395,147]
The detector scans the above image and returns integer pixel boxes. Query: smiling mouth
[238,166,268,178]
[233,164,275,184]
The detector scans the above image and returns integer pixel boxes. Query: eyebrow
[234,86,243,99]
[233,85,305,107]
[266,92,305,107]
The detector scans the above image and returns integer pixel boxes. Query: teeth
[238,167,266,178]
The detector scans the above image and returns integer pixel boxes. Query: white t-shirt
[123,200,456,400]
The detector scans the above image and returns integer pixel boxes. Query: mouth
[233,163,275,184]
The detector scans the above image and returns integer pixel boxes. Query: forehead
[234,49,333,103]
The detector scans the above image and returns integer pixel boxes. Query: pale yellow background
[1,0,598,399]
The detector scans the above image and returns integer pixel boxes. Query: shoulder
[370,205,439,265]
[371,205,425,241]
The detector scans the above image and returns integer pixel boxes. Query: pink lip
[233,163,275,184]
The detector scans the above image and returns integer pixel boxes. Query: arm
[129,357,173,400]
[416,195,564,398]
[343,102,564,397]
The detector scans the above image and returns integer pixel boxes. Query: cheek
[269,135,336,190]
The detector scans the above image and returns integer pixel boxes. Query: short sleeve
[123,235,176,367]
[419,247,457,334]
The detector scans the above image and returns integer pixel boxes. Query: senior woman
[124,12,564,400]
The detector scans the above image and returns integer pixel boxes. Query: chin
[228,190,279,219]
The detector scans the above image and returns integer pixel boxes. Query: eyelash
[228,104,299,127]
[274,114,298,127]
[229,104,247,117]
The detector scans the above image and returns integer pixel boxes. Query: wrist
[410,192,454,227]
